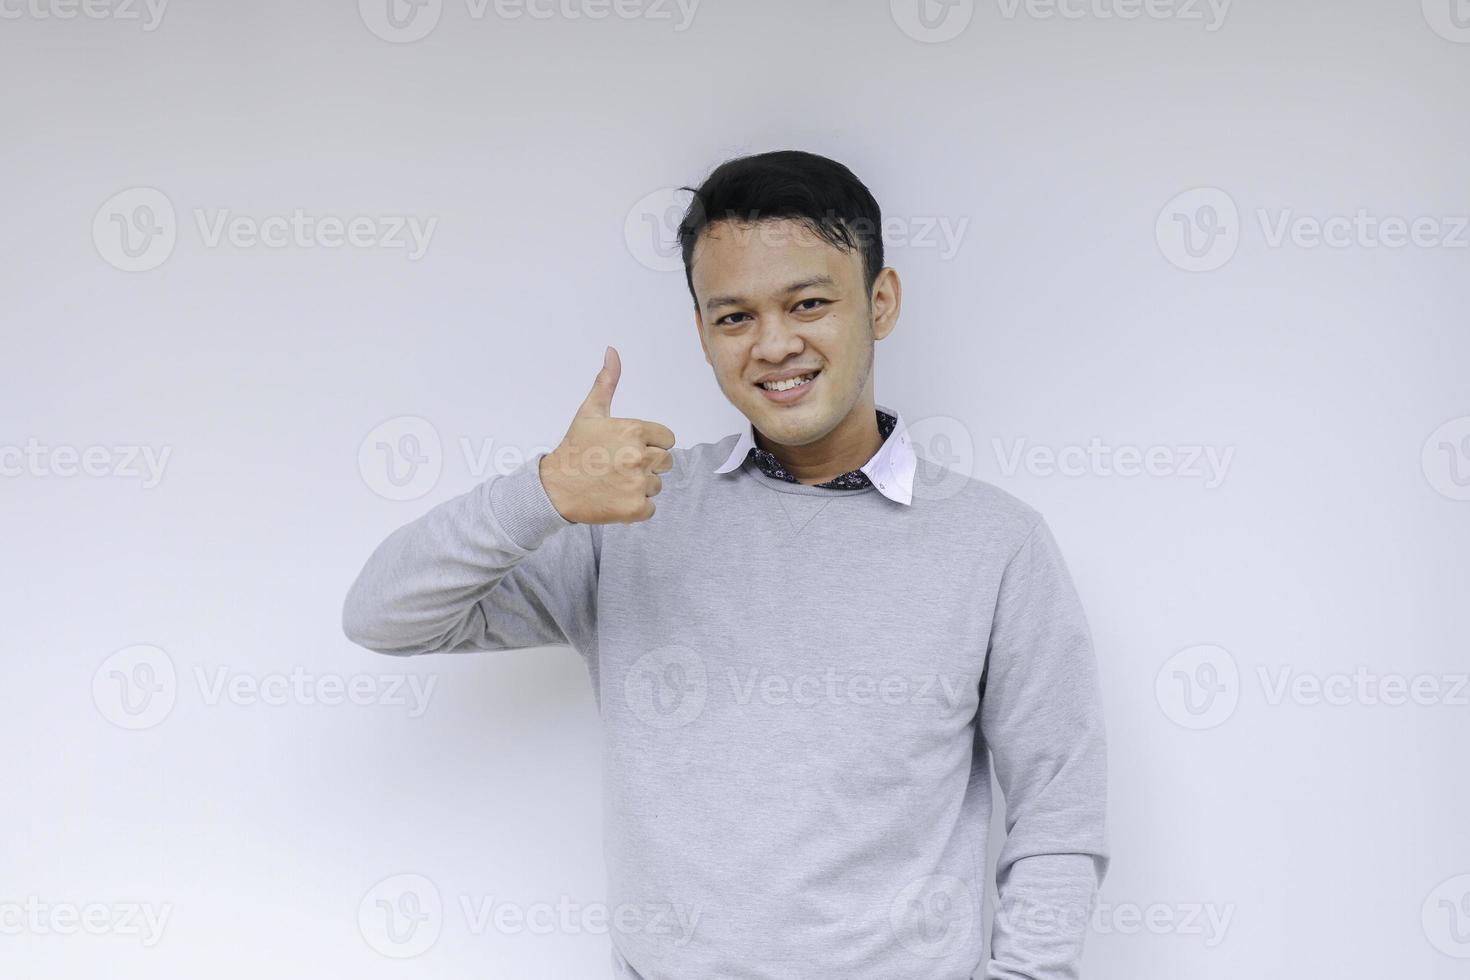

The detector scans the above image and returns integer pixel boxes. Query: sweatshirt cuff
[486,450,573,551]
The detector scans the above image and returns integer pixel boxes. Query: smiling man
[343,149,1109,979]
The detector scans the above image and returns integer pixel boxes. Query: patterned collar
[713,403,916,505]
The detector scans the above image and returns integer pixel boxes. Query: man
[343,149,1109,979]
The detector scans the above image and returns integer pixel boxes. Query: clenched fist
[539,346,676,524]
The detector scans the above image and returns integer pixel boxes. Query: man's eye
[717,313,751,326]
[795,298,829,312]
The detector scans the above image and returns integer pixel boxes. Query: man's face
[691,218,898,449]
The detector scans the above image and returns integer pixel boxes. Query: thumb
[577,345,620,419]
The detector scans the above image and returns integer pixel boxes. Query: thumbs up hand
[539,346,676,524]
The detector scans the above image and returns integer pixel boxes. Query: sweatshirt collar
[713,402,916,506]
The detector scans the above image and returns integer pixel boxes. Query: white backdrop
[2,1,1468,977]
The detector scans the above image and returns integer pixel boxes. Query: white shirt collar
[713,402,916,506]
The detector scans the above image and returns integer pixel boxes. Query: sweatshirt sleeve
[341,450,599,661]
[979,517,1109,980]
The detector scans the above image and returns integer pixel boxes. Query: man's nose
[750,314,804,361]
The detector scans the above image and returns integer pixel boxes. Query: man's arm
[342,346,674,661]
[979,517,1109,980]
[341,450,599,659]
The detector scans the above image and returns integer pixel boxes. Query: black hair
[675,150,884,311]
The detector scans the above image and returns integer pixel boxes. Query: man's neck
[753,405,884,485]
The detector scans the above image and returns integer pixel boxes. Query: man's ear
[870,267,902,341]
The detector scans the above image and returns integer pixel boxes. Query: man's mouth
[756,370,820,392]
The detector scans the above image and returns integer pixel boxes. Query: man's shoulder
[916,454,1042,528]
[913,456,1053,569]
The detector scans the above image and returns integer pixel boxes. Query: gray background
[2,0,1468,977]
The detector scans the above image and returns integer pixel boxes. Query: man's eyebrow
[703,276,838,313]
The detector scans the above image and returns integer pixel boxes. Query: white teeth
[761,372,817,392]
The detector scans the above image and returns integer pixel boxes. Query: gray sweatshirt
[342,422,1110,980]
